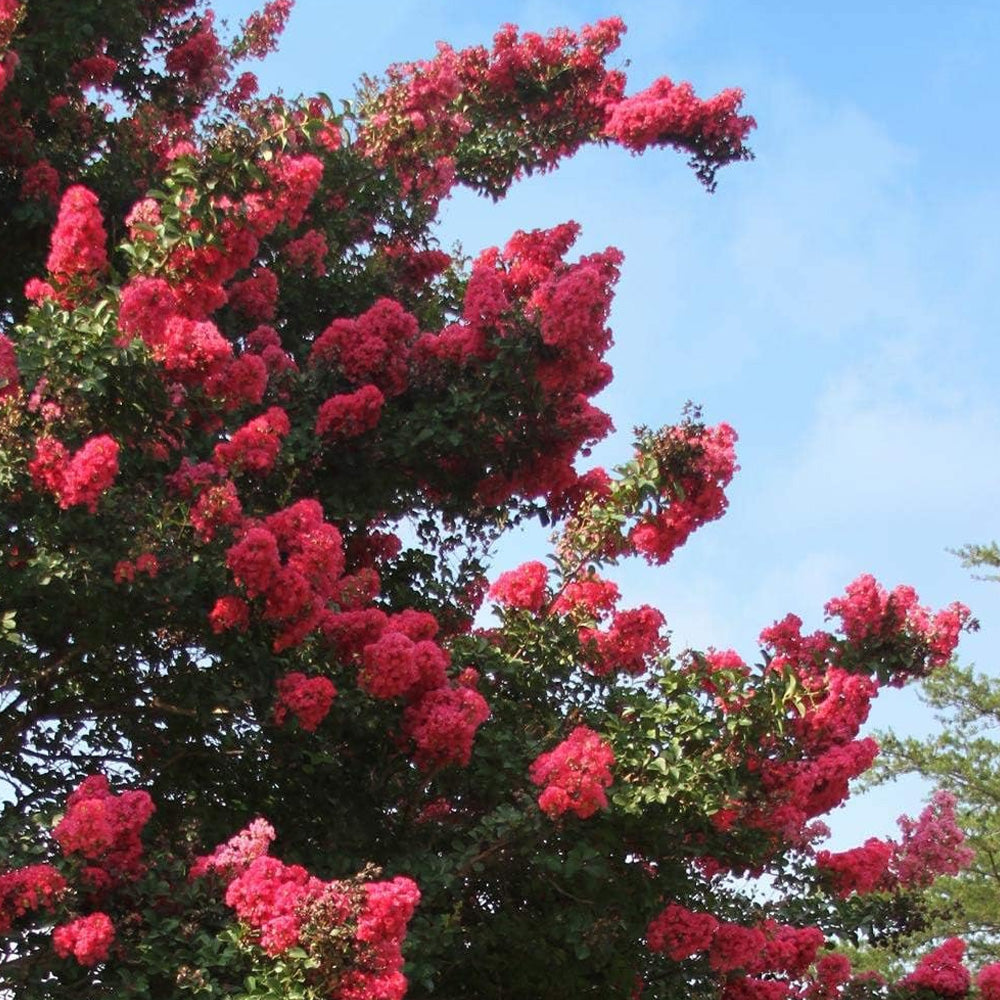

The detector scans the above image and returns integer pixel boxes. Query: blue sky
[214,0,1000,846]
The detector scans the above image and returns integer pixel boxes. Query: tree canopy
[0,2,991,998]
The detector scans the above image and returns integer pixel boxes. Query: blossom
[273,672,336,731]
[29,434,119,512]
[52,912,115,966]
[214,407,291,475]
[530,725,615,819]
[190,818,276,880]
[402,685,491,769]
[488,561,548,612]
[647,903,718,960]
[315,384,385,439]
[44,185,109,301]
[898,938,969,998]
[53,774,154,884]
[0,864,66,934]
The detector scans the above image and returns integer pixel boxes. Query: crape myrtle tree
[0,1,989,997]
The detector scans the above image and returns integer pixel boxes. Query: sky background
[213,0,1000,848]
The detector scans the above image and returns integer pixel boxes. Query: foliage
[861,662,1000,973]
[0,2,991,998]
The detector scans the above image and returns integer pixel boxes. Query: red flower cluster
[311,297,418,398]
[239,0,293,59]
[20,160,60,206]
[273,672,337,732]
[980,963,1000,1000]
[489,560,549,613]
[647,905,824,988]
[815,838,894,897]
[401,684,491,769]
[27,185,108,306]
[358,629,447,699]
[825,574,972,676]
[224,499,346,651]
[646,903,718,960]
[202,817,420,994]
[529,725,615,819]
[315,384,385,439]
[629,422,738,565]
[603,78,755,189]
[28,434,119,512]
[214,406,290,476]
[113,551,160,584]
[52,775,155,888]
[225,855,326,954]
[551,572,620,618]
[339,876,421,1000]
[52,912,115,967]
[578,605,667,676]
[892,790,973,889]
[0,332,19,399]
[899,938,970,998]
[190,478,244,541]
[0,863,66,933]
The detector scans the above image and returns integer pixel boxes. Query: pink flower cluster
[0,331,19,399]
[26,185,108,306]
[214,406,290,476]
[815,838,894,897]
[52,912,115,967]
[321,605,492,768]
[401,684,491,769]
[578,605,667,676]
[113,551,159,584]
[647,904,824,985]
[315,384,385,439]
[356,612,447,699]
[892,790,973,889]
[899,938,970,998]
[339,876,421,1000]
[20,160,60,206]
[198,817,420,996]
[529,725,615,819]
[726,581,974,853]
[310,297,418,398]
[629,422,738,565]
[225,854,326,954]
[239,0,293,59]
[28,434,119,512]
[603,78,755,190]
[825,574,972,677]
[0,863,66,933]
[52,775,155,888]
[224,498,346,651]
[273,672,337,732]
[190,478,243,541]
[489,560,549,613]
[550,572,620,618]
[190,817,276,880]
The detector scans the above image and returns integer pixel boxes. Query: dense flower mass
[489,561,549,612]
[52,912,115,967]
[273,671,337,731]
[41,185,109,302]
[529,725,615,819]
[53,775,154,885]
[29,434,120,512]
[0,864,66,933]
[899,938,970,998]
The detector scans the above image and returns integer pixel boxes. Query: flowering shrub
[0,3,983,999]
